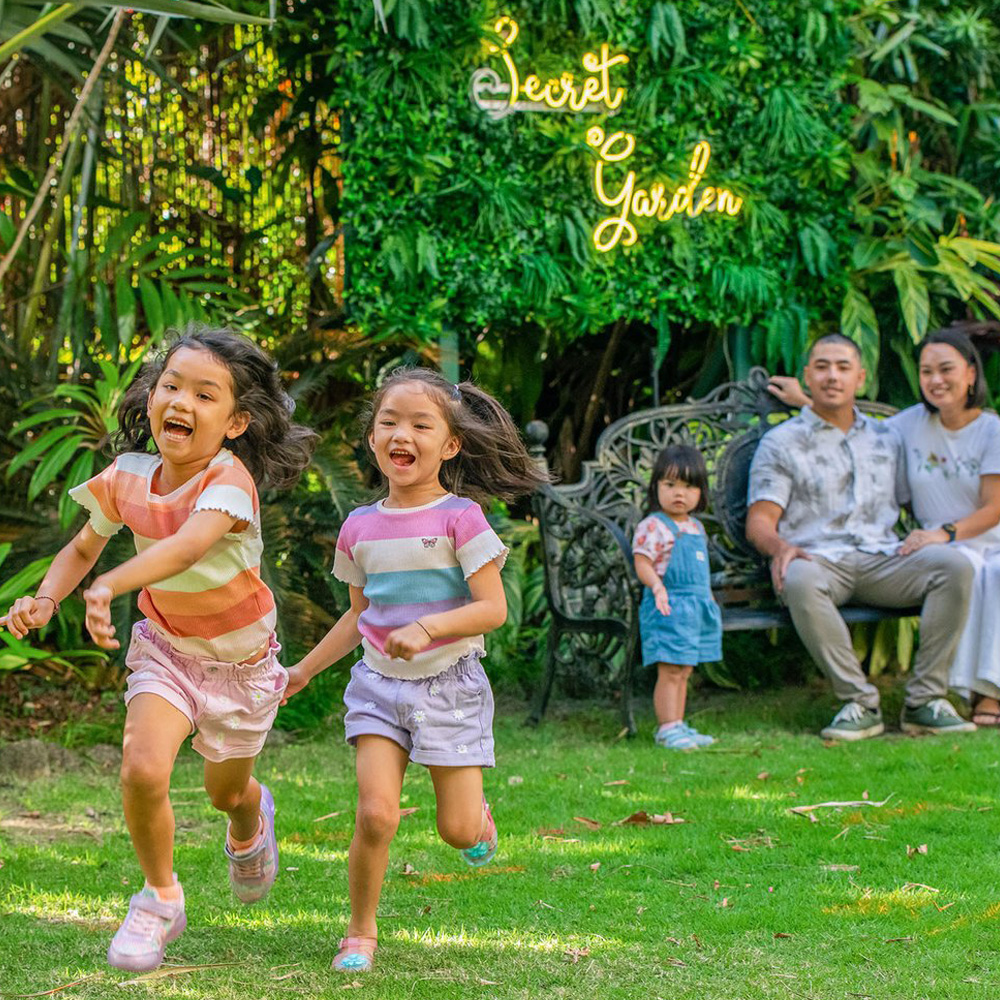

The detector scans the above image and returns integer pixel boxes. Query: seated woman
[769,329,1000,724]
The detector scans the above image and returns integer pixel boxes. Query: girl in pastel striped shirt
[284,367,547,974]
[1,328,315,972]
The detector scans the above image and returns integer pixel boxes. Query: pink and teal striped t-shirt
[332,494,508,679]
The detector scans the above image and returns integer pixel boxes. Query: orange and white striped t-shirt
[69,449,275,662]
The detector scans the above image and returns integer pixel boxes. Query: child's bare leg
[428,765,485,849]
[653,662,694,725]
[203,757,260,841]
[347,735,409,938]
[120,694,191,889]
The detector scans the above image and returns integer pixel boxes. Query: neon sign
[468,16,747,252]
[470,17,629,120]
[587,128,744,252]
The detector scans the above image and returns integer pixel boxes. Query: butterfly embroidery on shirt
[422,538,437,548]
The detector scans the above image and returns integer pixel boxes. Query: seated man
[746,333,975,740]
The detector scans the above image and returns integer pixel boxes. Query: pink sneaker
[460,797,498,867]
[225,783,278,903]
[107,885,186,971]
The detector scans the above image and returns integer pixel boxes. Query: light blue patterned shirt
[748,406,906,559]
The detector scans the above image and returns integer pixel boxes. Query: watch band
[942,522,957,542]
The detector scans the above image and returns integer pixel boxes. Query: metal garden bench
[526,367,908,735]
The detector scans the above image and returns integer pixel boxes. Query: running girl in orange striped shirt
[1,328,315,972]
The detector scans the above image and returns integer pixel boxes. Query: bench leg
[525,626,561,727]
[620,626,639,738]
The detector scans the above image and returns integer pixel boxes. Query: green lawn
[1,684,999,1000]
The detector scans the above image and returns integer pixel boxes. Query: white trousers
[949,544,1000,701]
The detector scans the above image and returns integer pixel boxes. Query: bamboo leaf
[7,425,77,478]
[0,557,55,607]
[893,265,930,343]
[27,435,83,502]
[11,408,81,434]
[75,0,271,25]
[115,273,136,347]
[139,277,164,335]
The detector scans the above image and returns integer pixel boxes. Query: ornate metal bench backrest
[532,367,899,604]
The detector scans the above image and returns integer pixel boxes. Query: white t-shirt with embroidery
[891,405,1000,551]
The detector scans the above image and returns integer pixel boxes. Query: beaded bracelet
[35,595,60,614]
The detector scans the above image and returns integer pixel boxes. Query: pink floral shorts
[124,620,288,763]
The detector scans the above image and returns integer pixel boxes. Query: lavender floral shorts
[343,653,495,767]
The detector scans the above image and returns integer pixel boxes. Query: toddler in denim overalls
[632,445,722,749]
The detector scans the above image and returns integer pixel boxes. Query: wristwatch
[942,522,957,542]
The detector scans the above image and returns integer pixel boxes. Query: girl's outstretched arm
[1,524,110,638]
[283,585,368,701]
[383,562,507,661]
[83,509,240,649]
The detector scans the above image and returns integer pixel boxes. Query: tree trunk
[566,317,628,483]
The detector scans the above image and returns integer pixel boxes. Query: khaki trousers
[781,548,974,709]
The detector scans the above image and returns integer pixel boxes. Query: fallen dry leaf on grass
[906,844,929,857]
[603,779,629,786]
[756,771,770,781]
[563,947,590,963]
[573,816,601,830]
[590,862,601,871]
[401,862,419,875]
[790,795,893,817]
[313,811,342,822]
[507,774,524,786]
[665,956,686,967]
[477,979,501,986]
[774,933,793,939]
[399,807,419,818]
[612,810,684,826]
[8,977,99,998]
[118,963,241,985]
[537,827,565,836]
[341,981,364,989]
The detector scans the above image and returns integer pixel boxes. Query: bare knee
[355,799,399,846]
[120,753,171,801]
[658,663,692,679]
[206,783,251,815]
[436,812,481,849]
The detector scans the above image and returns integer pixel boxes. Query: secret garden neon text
[470,17,746,253]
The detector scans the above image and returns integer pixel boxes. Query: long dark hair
[116,326,317,490]
[362,367,549,506]
[918,328,987,412]
[645,444,709,514]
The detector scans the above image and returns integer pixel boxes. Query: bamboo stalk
[0,9,127,289]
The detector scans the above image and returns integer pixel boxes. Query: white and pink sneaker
[107,884,186,971]
[225,783,278,903]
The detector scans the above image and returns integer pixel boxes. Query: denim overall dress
[638,513,722,667]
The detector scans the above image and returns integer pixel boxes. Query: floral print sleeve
[632,515,675,578]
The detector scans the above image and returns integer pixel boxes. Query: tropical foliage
[1,0,999,700]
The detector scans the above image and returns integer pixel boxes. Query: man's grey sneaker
[901,698,977,735]
[107,885,186,971]
[226,783,278,903]
[820,702,885,742]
